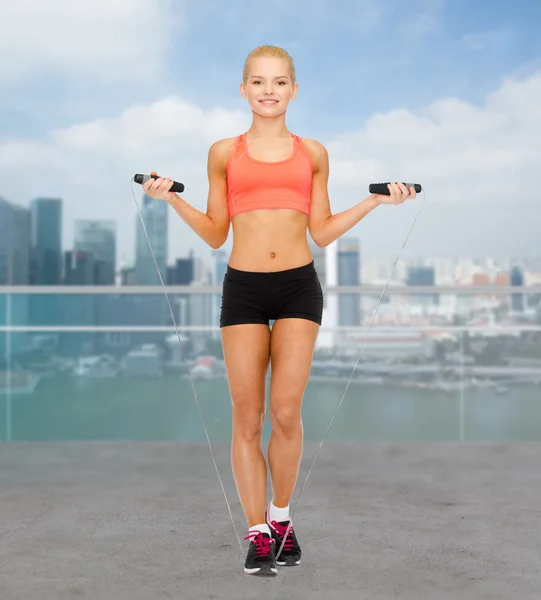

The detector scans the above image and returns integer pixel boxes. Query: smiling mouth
[260,100,278,104]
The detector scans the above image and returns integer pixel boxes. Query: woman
[143,45,416,577]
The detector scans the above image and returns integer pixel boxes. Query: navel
[270,252,276,259]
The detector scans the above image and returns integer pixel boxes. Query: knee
[271,404,302,436]
[232,406,266,442]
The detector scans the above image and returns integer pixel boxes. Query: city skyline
[2,191,541,289]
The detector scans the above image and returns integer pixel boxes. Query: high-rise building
[30,198,62,285]
[510,265,525,313]
[0,198,31,354]
[0,198,31,285]
[426,257,456,285]
[309,238,326,285]
[171,256,195,285]
[337,237,361,326]
[135,194,167,284]
[213,249,228,329]
[407,265,438,306]
[165,254,195,328]
[74,220,116,285]
[64,250,96,285]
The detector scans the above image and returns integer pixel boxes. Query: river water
[2,374,540,442]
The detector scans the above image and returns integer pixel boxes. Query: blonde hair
[243,45,296,86]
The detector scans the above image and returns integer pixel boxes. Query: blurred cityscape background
[1,0,540,443]
[0,193,540,443]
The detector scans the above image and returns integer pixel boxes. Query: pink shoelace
[270,520,294,552]
[244,530,274,556]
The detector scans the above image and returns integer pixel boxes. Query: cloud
[326,70,541,202]
[321,69,540,259]
[0,0,182,86]
[0,69,539,264]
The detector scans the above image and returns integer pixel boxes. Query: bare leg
[267,318,319,509]
[221,323,271,527]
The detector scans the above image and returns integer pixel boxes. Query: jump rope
[131,172,426,567]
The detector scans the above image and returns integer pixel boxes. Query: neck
[247,115,290,138]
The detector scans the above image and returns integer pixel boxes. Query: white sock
[269,501,290,523]
[249,523,271,537]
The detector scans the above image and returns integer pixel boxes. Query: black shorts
[219,260,324,328]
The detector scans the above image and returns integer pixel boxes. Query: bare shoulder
[209,136,239,165]
[299,137,328,171]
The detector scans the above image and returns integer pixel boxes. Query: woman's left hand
[373,182,417,205]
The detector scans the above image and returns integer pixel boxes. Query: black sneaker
[243,529,278,576]
[265,506,302,567]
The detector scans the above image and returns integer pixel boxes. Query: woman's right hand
[142,171,177,202]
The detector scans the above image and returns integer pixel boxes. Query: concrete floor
[0,442,540,600]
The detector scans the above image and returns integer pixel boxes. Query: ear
[240,82,247,99]
[291,83,299,100]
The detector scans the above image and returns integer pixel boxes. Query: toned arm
[166,140,231,249]
[307,140,379,248]
[204,140,231,248]
[307,141,332,248]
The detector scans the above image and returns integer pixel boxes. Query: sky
[0,0,540,267]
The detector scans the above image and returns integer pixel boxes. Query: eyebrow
[249,75,288,79]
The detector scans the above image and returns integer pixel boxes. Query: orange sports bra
[226,132,314,217]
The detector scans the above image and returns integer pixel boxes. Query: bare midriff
[228,208,313,272]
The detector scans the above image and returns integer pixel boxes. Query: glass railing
[1,286,540,442]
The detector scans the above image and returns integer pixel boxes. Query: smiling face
[240,56,298,118]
